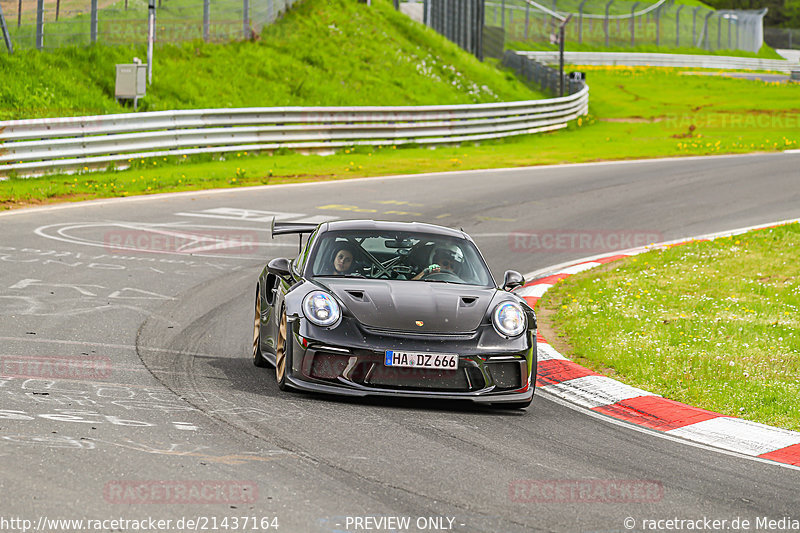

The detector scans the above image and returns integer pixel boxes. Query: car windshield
[308,230,494,286]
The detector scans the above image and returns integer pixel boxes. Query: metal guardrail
[0,89,589,177]
[518,51,797,72]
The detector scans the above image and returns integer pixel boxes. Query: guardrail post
[630,2,639,46]
[604,0,613,47]
[675,5,683,47]
[0,2,13,53]
[91,0,98,43]
[203,0,210,41]
[578,0,587,44]
[35,0,44,49]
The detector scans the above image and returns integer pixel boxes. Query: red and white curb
[518,217,800,468]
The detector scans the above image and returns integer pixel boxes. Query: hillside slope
[0,0,543,120]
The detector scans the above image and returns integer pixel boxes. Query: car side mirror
[502,270,524,291]
[268,257,293,282]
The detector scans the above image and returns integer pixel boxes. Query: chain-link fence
[485,0,765,53]
[400,0,767,57]
[0,0,299,51]
[765,26,800,50]
[502,49,585,95]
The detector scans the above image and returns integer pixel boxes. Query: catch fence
[0,0,299,51]
[401,0,767,56]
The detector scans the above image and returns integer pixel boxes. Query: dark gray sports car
[252,219,537,408]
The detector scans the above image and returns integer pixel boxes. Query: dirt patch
[616,84,644,101]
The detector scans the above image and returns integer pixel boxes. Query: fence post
[243,0,251,39]
[203,0,210,41]
[35,0,44,49]
[477,0,484,61]
[655,3,662,46]
[692,6,700,47]
[717,12,721,50]
[501,0,505,29]
[702,11,712,49]
[675,5,683,47]
[604,0,613,47]
[524,1,529,39]
[630,2,639,46]
[727,14,732,49]
[578,0,587,44]
[0,2,13,53]
[91,0,98,43]
[147,0,155,84]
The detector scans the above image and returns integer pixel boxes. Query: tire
[275,308,291,391]
[253,287,268,368]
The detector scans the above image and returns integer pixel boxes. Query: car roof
[318,220,469,239]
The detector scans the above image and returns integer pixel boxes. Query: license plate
[384,350,458,370]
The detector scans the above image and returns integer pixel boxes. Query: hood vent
[344,290,367,301]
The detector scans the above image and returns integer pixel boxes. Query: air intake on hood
[459,296,478,307]
[345,290,367,301]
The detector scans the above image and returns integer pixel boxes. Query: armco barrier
[518,51,797,72]
[0,85,589,178]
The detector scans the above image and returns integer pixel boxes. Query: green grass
[3,64,800,208]
[538,223,800,431]
[0,0,542,120]
[508,42,785,60]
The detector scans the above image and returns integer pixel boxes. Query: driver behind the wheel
[412,244,464,280]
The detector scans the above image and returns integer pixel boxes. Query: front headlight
[492,301,526,337]
[303,291,341,327]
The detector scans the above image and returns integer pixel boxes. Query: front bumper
[283,317,537,403]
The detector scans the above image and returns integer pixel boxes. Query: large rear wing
[271,218,319,238]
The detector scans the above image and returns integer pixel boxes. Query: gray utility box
[115,59,147,108]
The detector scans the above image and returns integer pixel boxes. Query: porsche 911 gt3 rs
[252,219,537,408]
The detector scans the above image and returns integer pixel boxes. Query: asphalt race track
[1,153,799,533]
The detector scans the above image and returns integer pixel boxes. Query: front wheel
[275,309,291,391]
[253,288,268,368]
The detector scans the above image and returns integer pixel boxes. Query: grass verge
[3,64,799,209]
[0,0,541,120]
[538,223,800,431]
